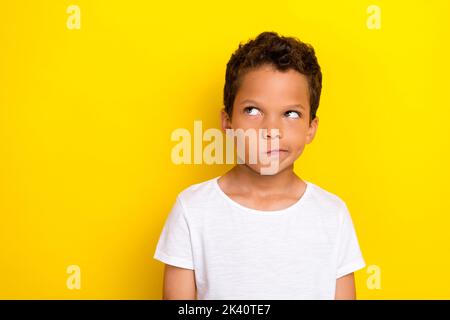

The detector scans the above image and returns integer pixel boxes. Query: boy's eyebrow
[240,99,306,110]
[284,104,305,111]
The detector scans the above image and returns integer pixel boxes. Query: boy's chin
[247,161,287,176]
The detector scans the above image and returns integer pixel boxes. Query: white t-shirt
[153,176,366,300]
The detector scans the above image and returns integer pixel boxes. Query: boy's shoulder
[306,180,347,211]
[176,176,219,206]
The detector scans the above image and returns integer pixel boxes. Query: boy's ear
[306,115,319,144]
[221,108,232,133]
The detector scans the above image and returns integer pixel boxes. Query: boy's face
[221,64,319,175]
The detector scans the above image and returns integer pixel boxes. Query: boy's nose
[261,128,281,139]
[261,117,283,140]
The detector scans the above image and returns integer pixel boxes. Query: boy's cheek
[290,146,306,161]
[231,121,260,131]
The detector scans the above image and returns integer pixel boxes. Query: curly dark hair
[223,31,322,124]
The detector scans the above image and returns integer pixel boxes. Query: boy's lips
[266,149,288,156]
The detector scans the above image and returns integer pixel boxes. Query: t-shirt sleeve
[335,201,366,279]
[153,195,195,270]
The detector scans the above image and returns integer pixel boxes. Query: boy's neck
[226,163,303,196]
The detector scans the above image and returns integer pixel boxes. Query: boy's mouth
[266,149,288,156]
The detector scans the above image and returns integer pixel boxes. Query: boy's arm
[162,264,197,300]
[335,272,356,300]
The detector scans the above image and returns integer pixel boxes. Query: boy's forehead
[236,66,310,107]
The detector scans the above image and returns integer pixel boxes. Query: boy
[153,31,366,299]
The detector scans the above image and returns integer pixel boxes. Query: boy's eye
[244,106,261,116]
[285,110,301,118]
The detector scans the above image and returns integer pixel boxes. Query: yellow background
[1,0,449,299]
